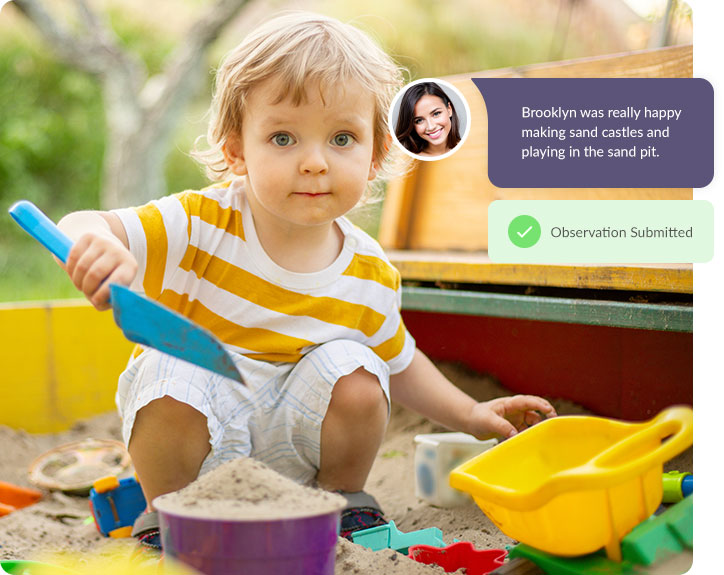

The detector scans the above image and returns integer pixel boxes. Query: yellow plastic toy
[449,406,692,561]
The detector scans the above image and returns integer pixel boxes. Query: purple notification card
[473,78,713,189]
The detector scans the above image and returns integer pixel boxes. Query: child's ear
[368,134,392,181]
[222,132,248,176]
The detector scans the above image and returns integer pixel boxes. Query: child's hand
[467,395,557,440]
[64,232,138,311]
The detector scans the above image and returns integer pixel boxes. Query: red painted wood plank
[404,311,692,421]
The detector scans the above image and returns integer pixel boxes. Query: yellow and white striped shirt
[114,180,415,374]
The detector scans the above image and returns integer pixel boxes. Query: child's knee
[330,368,388,420]
[137,396,205,425]
[131,396,211,452]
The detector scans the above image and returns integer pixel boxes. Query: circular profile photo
[389,78,471,161]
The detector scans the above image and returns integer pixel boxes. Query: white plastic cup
[413,432,498,507]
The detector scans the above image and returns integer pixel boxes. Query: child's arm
[56,211,137,311]
[389,349,557,439]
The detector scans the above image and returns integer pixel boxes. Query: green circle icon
[508,215,541,248]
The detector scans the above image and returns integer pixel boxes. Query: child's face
[224,78,379,231]
[413,94,452,148]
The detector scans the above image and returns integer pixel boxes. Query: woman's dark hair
[394,82,461,155]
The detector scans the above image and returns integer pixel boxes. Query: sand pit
[0,363,692,573]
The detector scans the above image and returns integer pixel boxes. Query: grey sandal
[132,510,162,549]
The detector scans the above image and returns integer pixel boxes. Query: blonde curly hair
[193,11,404,187]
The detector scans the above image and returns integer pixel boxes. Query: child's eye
[271,133,295,147]
[332,133,353,147]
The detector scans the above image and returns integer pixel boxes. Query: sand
[0,362,693,573]
[154,457,346,520]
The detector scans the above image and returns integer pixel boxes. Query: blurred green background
[0,0,691,302]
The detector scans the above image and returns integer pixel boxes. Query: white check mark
[517,225,533,238]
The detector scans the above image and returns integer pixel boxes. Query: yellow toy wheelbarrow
[449,406,692,561]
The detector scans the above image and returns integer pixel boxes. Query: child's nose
[299,145,329,175]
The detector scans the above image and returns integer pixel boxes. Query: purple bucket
[156,503,342,575]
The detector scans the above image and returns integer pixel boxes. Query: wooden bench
[379,46,693,420]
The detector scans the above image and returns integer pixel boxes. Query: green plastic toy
[351,520,445,554]
[0,561,77,575]
[507,496,693,575]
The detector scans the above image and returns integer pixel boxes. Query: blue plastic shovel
[9,200,244,384]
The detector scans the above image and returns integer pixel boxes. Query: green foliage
[0,247,80,302]
[319,0,565,79]
[165,103,212,195]
[106,5,176,76]
[0,28,105,301]
[0,31,105,212]
[0,20,207,302]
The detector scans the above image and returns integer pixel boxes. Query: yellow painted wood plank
[0,301,134,432]
[386,250,693,294]
[378,168,420,249]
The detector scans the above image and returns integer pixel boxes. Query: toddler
[56,11,556,548]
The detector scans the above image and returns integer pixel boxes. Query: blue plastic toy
[9,200,244,384]
[351,520,445,554]
[89,475,147,538]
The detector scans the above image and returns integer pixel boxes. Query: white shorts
[116,339,391,485]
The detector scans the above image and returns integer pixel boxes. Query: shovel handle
[8,200,72,263]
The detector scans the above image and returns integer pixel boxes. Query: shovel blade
[7,201,242,383]
[109,284,244,384]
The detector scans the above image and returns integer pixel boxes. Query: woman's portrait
[392,80,468,160]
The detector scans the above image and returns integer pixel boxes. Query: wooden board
[402,287,691,332]
[388,250,693,294]
[0,297,691,431]
[379,45,693,252]
[0,301,133,432]
[403,310,692,421]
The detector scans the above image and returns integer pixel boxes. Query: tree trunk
[100,61,206,208]
[12,0,252,208]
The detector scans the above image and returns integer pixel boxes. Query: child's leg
[128,396,211,507]
[245,339,390,487]
[117,350,264,512]
[316,366,388,492]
